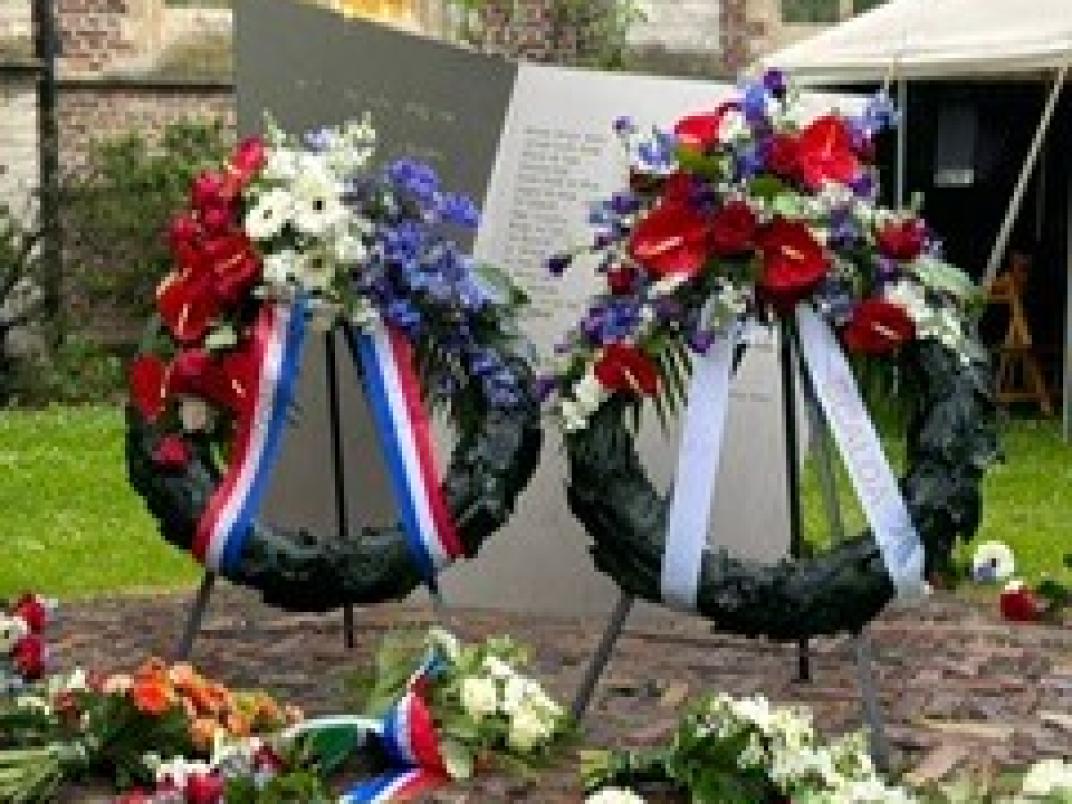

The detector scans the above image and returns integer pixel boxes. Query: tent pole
[896,78,907,209]
[984,64,1069,286]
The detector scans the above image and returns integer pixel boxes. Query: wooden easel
[988,258,1053,415]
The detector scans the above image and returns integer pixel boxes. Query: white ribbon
[795,305,925,597]
[661,325,739,611]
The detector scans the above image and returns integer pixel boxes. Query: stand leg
[326,330,356,650]
[779,319,810,683]
[796,336,891,771]
[571,593,634,720]
[175,572,216,661]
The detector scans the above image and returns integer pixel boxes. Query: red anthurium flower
[595,343,660,397]
[876,219,926,262]
[157,268,223,345]
[709,201,758,256]
[152,434,193,470]
[168,347,257,416]
[190,170,229,216]
[765,133,800,180]
[661,172,695,205]
[756,217,830,311]
[12,594,48,634]
[13,634,45,681]
[674,102,739,150]
[795,115,861,190]
[223,136,267,196]
[129,355,169,422]
[201,232,262,305]
[1000,581,1043,623]
[607,264,636,295]
[629,202,712,279]
[842,299,916,355]
[168,213,201,250]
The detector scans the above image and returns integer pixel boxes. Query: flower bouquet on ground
[582,693,914,803]
[321,627,571,795]
[0,593,55,694]
[971,542,1070,624]
[0,657,303,802]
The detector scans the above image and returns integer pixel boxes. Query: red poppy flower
[1000,582,1042,623]
[674,102,739,151]
[765,133,800,179]
[129,355,169,422]
[595,343,660,396]
[12,594,47,634]
[876,219,926,262]
[842,299,916,355]
[152,434,193,470]
[607,264,636,295]
[709,201,758,256]
[168,347,257,416]
[629,202,712,279]
[12,634,45,681]
[756,217,830,311]
[795,115,861,190]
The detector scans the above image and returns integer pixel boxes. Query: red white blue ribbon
[347,321,464,579]
[193,298,308,572]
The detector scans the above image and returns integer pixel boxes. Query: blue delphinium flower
[741,81,770,126]
[438,192,480,229]
[387,158,440,206]
[763,68,788,98]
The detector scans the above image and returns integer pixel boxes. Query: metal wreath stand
[569,317,893,771]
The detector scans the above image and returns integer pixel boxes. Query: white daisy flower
[244,188,293,241]
[262,250,297,287]
[291,170,346,237]
[295,250,336,294]
[971,541,1015,583]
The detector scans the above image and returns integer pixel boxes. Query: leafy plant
[61,119,229,325]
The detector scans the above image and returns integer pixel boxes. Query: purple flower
[689,329,716,354]
[438,192,480,228]
[850,172,876,200]
[741,81,770,125]
[763,68,788,98]
[614,116,637,136]
[875,256,900,283]
[736,144,765,180]
[862,91,899,132]
[386,298,421,333]
[387,158,440,204]
[828,209,860,250]
[303,127,334,152]
[610,191,640,216]
[534,375,557,403]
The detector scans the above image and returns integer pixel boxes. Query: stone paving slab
[53,585,1072,801]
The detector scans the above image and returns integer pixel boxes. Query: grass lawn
[0,406,1068,600]
[0,406,201,600]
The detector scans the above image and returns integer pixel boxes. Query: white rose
[586,788,647,804]
[179,396,211,433]
[1021,759,1072,797]
[459,676,498,721]
[0,615,29,653]
[508,702,551,753]
[244,187,292,241]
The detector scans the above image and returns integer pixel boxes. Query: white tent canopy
[764,0,1072,83]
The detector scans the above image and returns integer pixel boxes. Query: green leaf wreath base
[566,339,998,640]
[126,353,542,613]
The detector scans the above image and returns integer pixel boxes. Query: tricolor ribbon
[346,321,464,579]
[661,325,740,611]
[194,298,308,573]
[794,304,925,597]
[287,652,449,803]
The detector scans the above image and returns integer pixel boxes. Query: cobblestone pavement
[55,585,1071,801]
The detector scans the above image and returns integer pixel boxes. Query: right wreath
[547,73,999,640]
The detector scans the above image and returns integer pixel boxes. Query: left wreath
[125,119,541,612]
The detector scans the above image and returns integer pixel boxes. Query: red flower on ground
[765,133,800,180]
[1000,581,1043,623]
[629,202,712,279]
[129,355,169,422]
[674,102,740,150]
[756,218,830,311]
[595,343,660,396]
[709,201,758,256]
[795,115,861,190]
[11,594,47,634]
[152,434,193,470]
[876,219,926,262]
[842,299,916,355]
[12,634,45,680]
[186,772,226,804]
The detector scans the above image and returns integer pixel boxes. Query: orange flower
[134,657,168,683]
[224,711,251,738]
[168,662,202,693]
[131,678,174,716]
[190,717,220,752]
